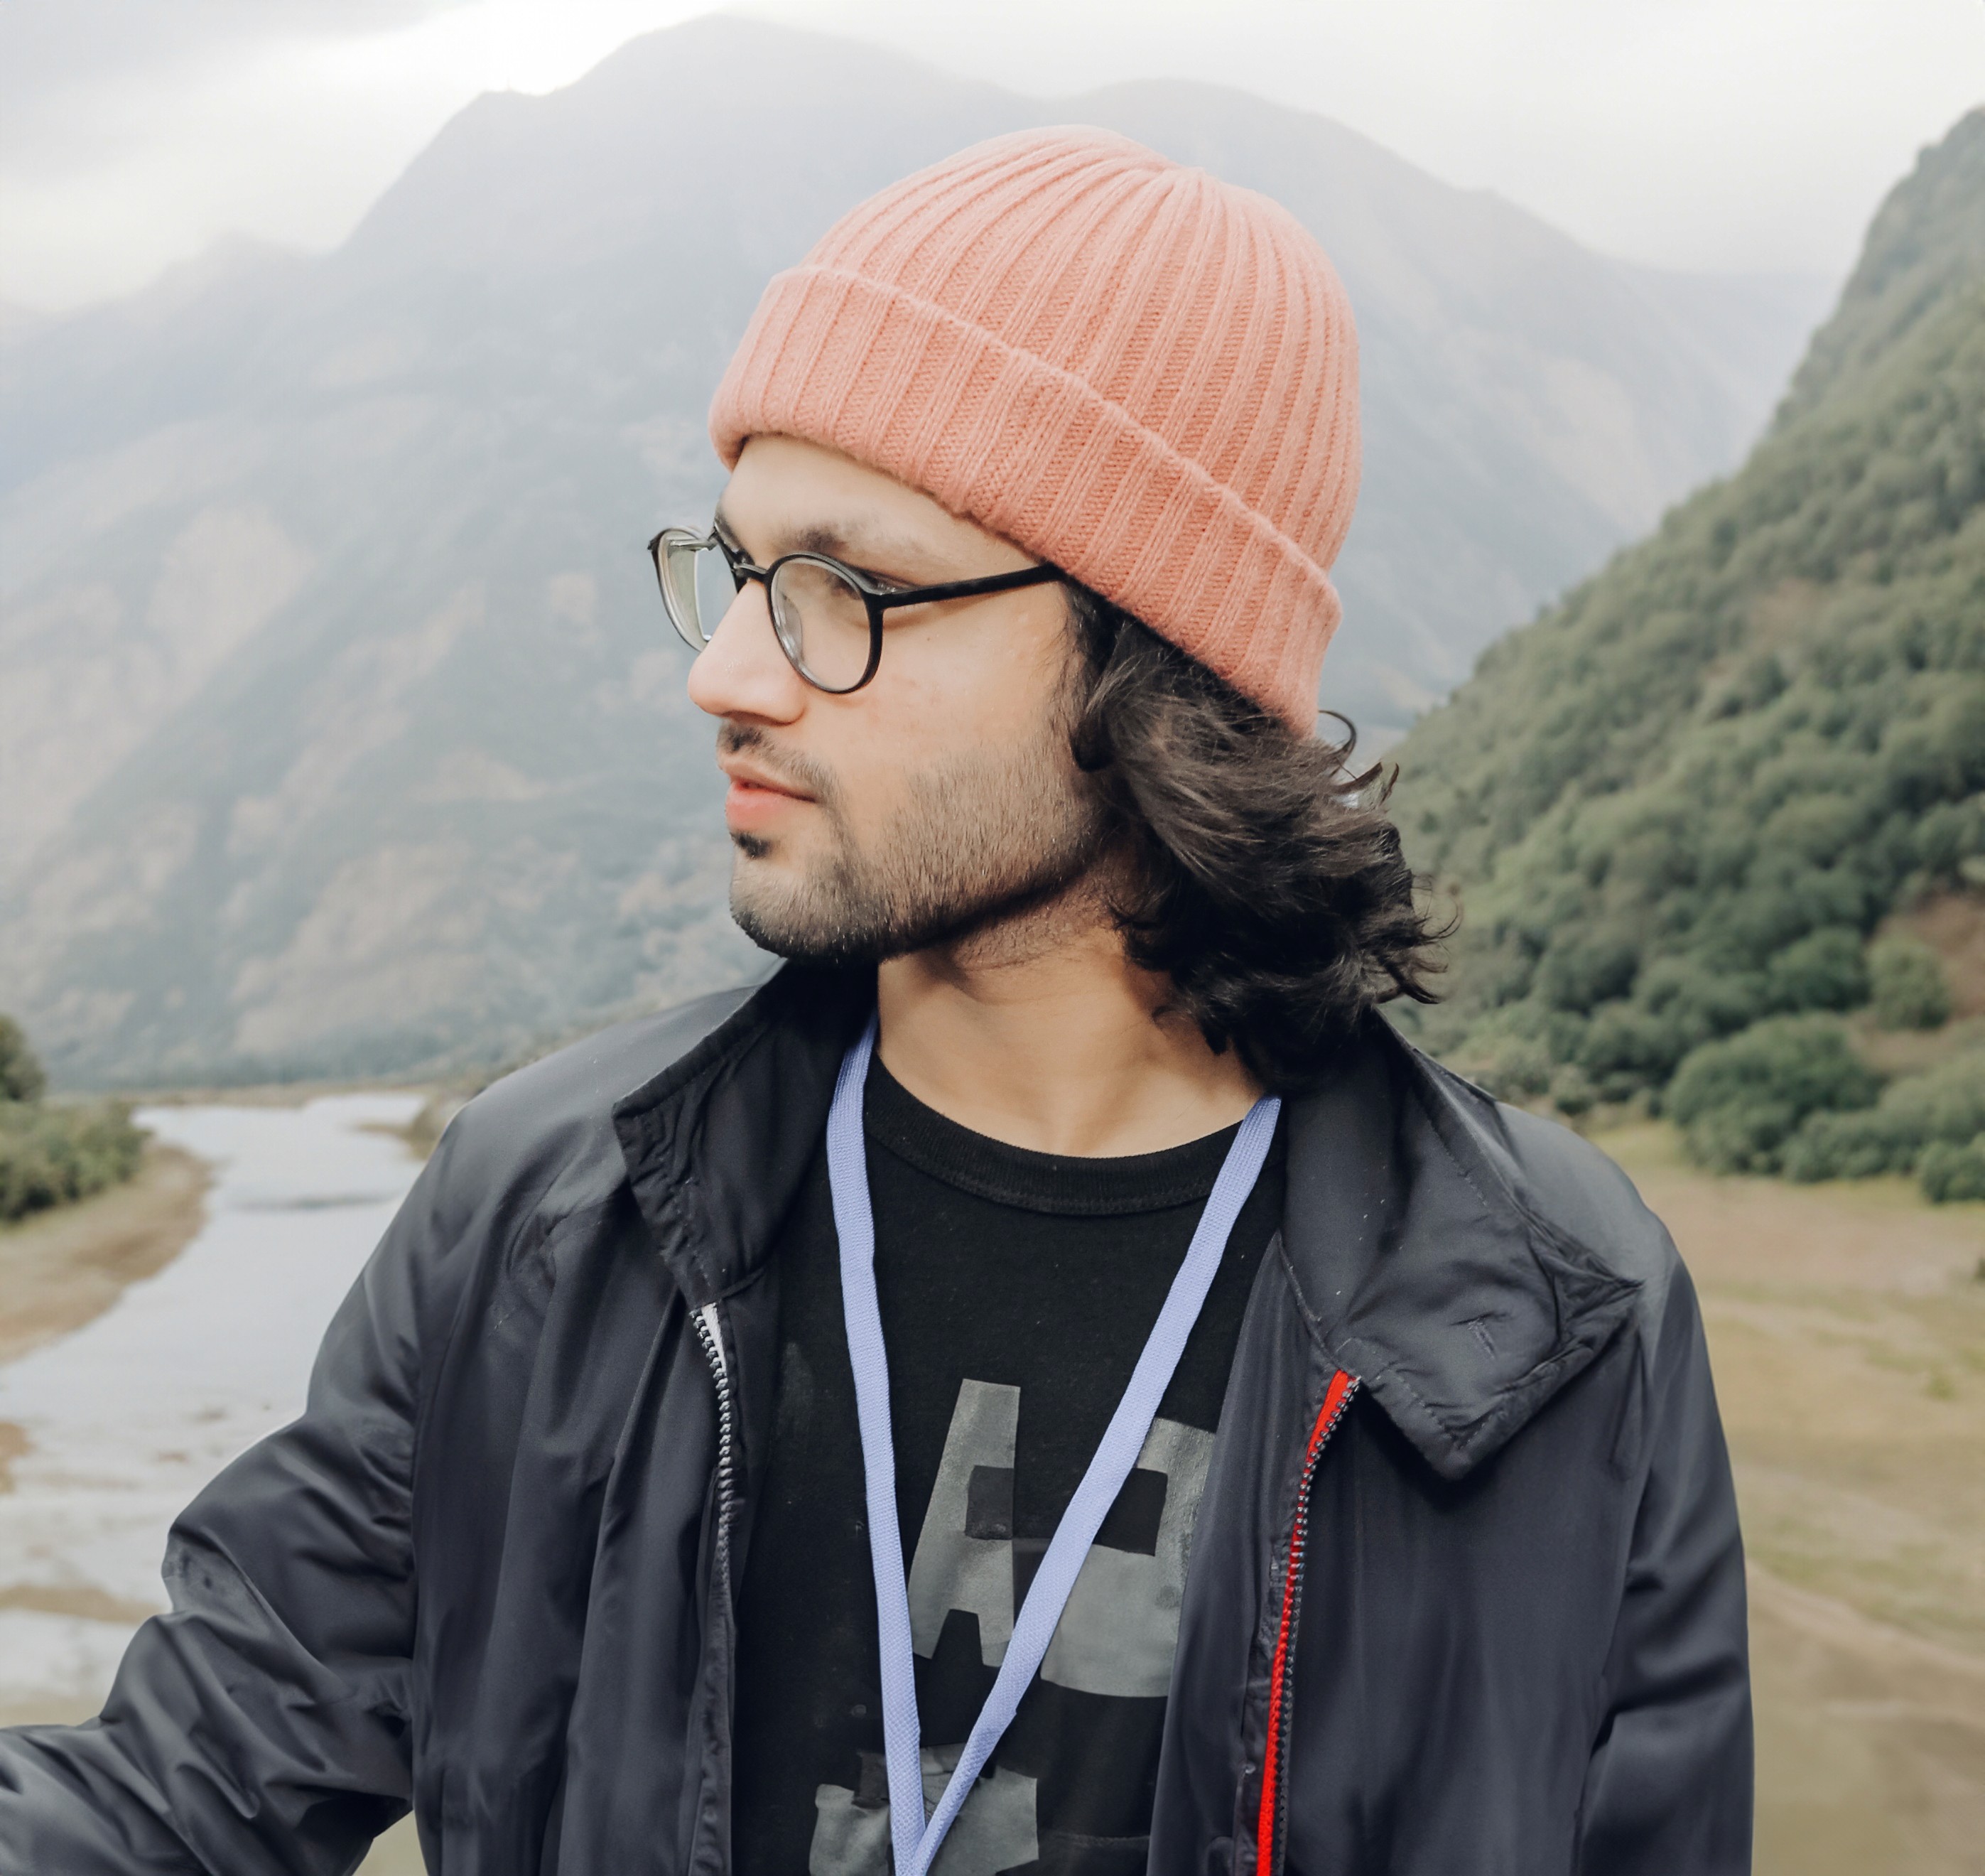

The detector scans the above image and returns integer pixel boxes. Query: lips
[718,753,815,833]
[718,758,812,801]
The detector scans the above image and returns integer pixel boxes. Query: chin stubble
[722,718,1107,967]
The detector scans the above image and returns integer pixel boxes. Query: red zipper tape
[1254,1367,1358,1873]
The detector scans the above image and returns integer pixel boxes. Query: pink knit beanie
[709,127,1361,730]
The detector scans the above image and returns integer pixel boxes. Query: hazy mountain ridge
[1390,109,1985,1144]
[1,16,1832,1086]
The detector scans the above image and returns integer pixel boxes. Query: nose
[686,577,808,725]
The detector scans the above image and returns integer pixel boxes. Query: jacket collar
[614,971,1640,1482]
[1280,1020,1642,1481]
[611,964,870,1308]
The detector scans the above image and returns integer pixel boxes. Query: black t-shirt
[732,1059,1283,1875]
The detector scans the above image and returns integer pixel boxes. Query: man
[0,129,1749,1874]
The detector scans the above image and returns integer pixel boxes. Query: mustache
[716,723,840,807]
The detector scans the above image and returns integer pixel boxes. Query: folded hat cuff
[709,264,1339,731]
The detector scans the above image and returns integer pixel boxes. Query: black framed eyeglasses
[647,524,1068,694]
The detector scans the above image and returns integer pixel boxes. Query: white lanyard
[826,1016,1280,1875]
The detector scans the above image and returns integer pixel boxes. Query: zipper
[688,1297,744,1870]
[1255,1367,1358,1875]
[691,1300,738,1592]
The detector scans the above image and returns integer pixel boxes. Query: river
[0,1093,426,1717]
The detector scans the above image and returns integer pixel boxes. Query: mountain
[0,16,1830,1087]
[1390,109,1985,1141]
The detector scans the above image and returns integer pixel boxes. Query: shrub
[1784,1047,1985,1181]
[0,1100,146,1224]
[0,1011,148,1223]
[1635,956,1767,1039]
[1765,926,1869,1013]
[1578,1001,1697,1100]
[1868,934,1952,1029]
[1549,1063,1598,1117]
[1535,930,1640,1014]
[1668,1015,1881,1173]
[1884,1049,1985,1141]
[1784,1107,1922,1180]
[0,1015,45,1103]
[1918,1136,1985,1203]
[1451,1030,1554,1103]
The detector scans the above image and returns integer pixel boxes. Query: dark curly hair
[1065,587,1446,1092]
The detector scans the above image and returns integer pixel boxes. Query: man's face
[686,435,1105,964]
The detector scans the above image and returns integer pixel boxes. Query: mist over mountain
[0,16,1832,1087]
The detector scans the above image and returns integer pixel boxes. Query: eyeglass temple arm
[871,564,1066,610]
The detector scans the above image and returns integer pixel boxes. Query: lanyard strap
[827,1016,1280,1876]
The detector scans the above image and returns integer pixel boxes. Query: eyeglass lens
[659,532,742,649]
[767,557,874,691]
[659,534,875,692]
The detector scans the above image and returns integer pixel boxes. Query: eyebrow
[711,500,932,579]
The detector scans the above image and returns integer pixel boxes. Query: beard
[721,715,1108,967]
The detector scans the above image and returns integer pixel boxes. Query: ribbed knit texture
[709,127,1361,729]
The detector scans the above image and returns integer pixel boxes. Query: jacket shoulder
[435,983,762,1229]
[1409,1045,1686,1344]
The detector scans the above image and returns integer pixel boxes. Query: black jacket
[0,969,1751,1874]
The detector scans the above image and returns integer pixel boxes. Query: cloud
[1,0,1979,311]
[1,1,465,150]
[0,1,730,309]
[0,1,475,307]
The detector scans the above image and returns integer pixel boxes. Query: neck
[873,880,1262,1157]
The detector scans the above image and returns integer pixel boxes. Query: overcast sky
[3,0,1981,313]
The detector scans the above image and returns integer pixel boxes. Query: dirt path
[1599,1122,1985,1875]
[0,1145,210,1369]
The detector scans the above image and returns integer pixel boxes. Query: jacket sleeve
[0,1126,470,1876]
[1575,1258,1752,1873]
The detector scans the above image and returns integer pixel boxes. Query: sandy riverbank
[0,1145,210,1372]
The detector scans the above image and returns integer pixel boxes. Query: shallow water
[0,1092,426,1712]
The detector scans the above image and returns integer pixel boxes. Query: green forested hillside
[1391,109,1985,1195]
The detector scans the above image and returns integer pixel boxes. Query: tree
[1665,1016,1881,1175]
[0,1014,46,1104]
[1867,934,1953,1030]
